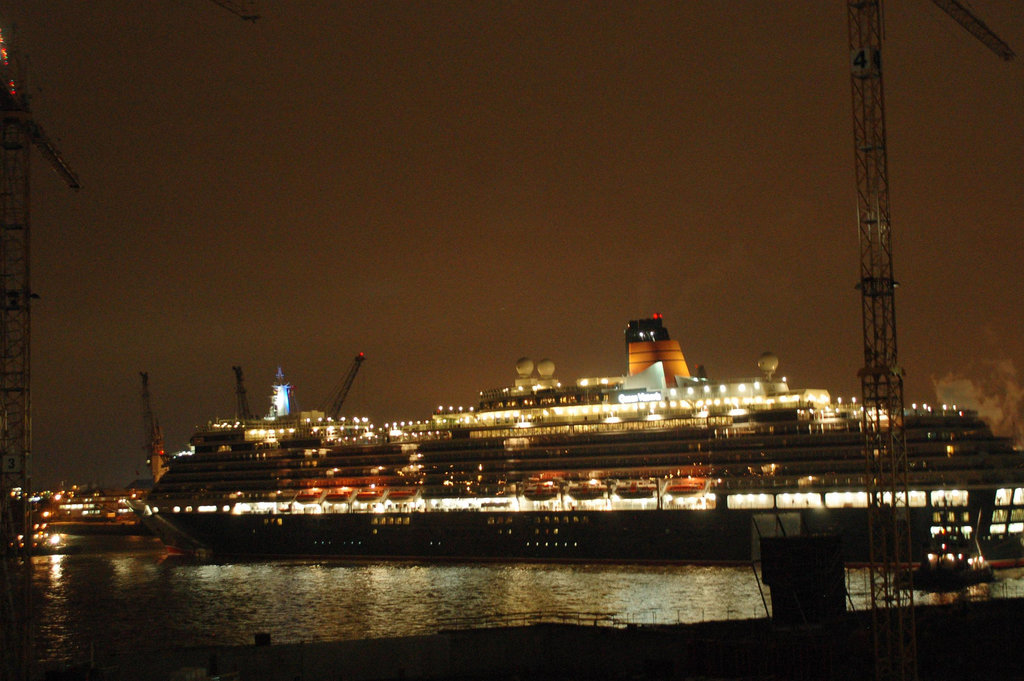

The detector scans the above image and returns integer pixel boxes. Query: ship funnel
[625,315,690,385]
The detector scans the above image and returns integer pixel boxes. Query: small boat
[911,529,994,592]
[386,487,421,503]
[355,487,388,503]
[324,488,356,504]
[664,477,708,495]
[614,481,658,499]
[567,480,608,500]
[523,481,560,501]
[295,488,325,504]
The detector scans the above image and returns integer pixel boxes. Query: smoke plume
[932,359,1024,449]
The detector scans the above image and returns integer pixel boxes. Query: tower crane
[0,23,79,681]
[845,2,1012,679]
[233,365,254,421]
[140,373,168,484]
[321,353,365,421]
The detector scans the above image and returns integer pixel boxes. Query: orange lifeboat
[325,487,355,504]
[615,481,658,499]
[295,488,324,504]
[567,480,607,500]
[355,486,387,503]
[664,478,708,495]
[523,480,560,501]
[386,487,420,503]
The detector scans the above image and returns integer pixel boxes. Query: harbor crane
[846,1,1012,679]
[233,366,255,421]
[0,23,79,681]
[140,373,169,484]
[321,353,366,421]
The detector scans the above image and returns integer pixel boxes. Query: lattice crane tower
[845,2,1012,680]
[0,23,79,681]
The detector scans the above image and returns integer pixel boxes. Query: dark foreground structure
[43,597,1024,681]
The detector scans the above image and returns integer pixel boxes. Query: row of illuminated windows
[534,515,591,525]
[725,490,966,510]
[525,541,579,548]
[934,511,971,523]
[370,516,411,526]
[930,525,973,538]
[990,523,1024,535]
[991,508,1024,523]
[994,488,1024,506]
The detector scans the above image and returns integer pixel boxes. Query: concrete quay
[46,598,1024,681]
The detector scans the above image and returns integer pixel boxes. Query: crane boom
[233,366,254,420]
[140,373,167,483]
[322,353,365,420]
[930,0,1015,60]
[0,31,79,190]
[30,123,80,190]
[208,1,260,22]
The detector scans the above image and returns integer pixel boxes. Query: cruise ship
[134,316,1024,566]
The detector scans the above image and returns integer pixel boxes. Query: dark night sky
[4,2,1021,489]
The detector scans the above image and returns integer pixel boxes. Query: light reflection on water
[31,535,1024,665]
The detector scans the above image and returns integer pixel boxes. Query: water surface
[32,535,1022,664]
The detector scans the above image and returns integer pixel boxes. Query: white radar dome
[758,352,779,380]
[515,357,535,378]
[537,358,555,378]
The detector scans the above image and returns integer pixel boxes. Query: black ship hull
[136,495,1024,568]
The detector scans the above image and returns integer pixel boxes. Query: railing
[437,610,626,630]
[436,605,772,631]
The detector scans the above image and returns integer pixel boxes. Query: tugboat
[912,526,994,592]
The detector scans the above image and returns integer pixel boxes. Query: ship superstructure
[134,317,1024,566]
